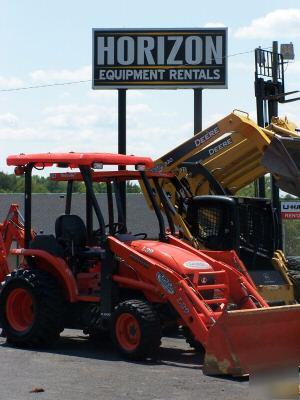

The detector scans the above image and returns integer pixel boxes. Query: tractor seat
[30,234,64,258]
[55,214,87,249]
[55,214,104,260]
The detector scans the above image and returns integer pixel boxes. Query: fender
[11,248,78,302]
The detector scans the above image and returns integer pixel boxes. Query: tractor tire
[112,299,162,360]
[182,326,205,352]
[0,268,65,347]
[287,257,300,272]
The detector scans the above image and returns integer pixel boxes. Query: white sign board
[281,201,300,220]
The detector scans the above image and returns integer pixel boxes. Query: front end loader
[2,152,300,375]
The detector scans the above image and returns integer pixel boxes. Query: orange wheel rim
[6,288,34,332]
[116,313,141,351]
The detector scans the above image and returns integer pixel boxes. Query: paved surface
[0,330,249,400]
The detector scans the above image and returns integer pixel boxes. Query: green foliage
[236,182,255,197]
[127,181,141,193]
[0,172,23,193]
[237,176,272,198]
[283,220,300,256]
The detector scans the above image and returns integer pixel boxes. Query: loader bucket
[262,136,300,196]
[203,305,300,376]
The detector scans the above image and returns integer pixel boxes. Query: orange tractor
[1,152,300,376]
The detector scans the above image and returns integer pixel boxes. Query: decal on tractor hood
[156,272,175,295]
[141,246,154,255]
[184,260,210,269]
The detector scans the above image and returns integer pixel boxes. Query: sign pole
[194,89,203,135]
[118,89,127,225]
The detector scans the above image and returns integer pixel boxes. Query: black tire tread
[0,268,65,347]
[112,299,161,360]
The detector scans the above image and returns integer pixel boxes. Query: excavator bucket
[203,305,300,376]
[262,136,300,197]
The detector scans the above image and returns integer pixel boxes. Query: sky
[0,0,299,172]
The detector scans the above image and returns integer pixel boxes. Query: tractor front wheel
[0,269,65,347]
[112,299,161,360]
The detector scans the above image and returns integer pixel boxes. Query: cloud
[0,126,43,141]
[0,76,23,89]
[87,90,117,100]
[279,101,300,126]
[0,113,19,127]
[30,65,91,83]
[235,9,300,39]
[286,61,300,74]
[42,103,117,129]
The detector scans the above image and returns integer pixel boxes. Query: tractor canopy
[7,152,154,169]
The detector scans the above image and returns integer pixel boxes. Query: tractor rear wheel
[112,299,161,360]
[0,269,65,347]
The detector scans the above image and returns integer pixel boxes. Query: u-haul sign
[92,28,227,89]
[281,201,300,220]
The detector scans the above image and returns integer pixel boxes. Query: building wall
[0,193,160,238]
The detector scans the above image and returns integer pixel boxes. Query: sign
[281,201,300,220]
[280,43,295,60]
[93,28,227,89]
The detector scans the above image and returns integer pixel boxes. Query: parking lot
[0,329,249,400]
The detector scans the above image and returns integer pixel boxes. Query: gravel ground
[0,330,249,400]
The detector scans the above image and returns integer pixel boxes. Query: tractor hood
[130,240,213,275]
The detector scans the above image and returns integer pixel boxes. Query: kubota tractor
[2,152,300,376]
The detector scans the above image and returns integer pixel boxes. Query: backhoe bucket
[262,136,300,196]
[203,305,300,376]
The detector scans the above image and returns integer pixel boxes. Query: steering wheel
[105,222,126,235]
[134,233,148,239]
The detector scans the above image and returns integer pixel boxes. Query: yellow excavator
[142,110,300,306]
